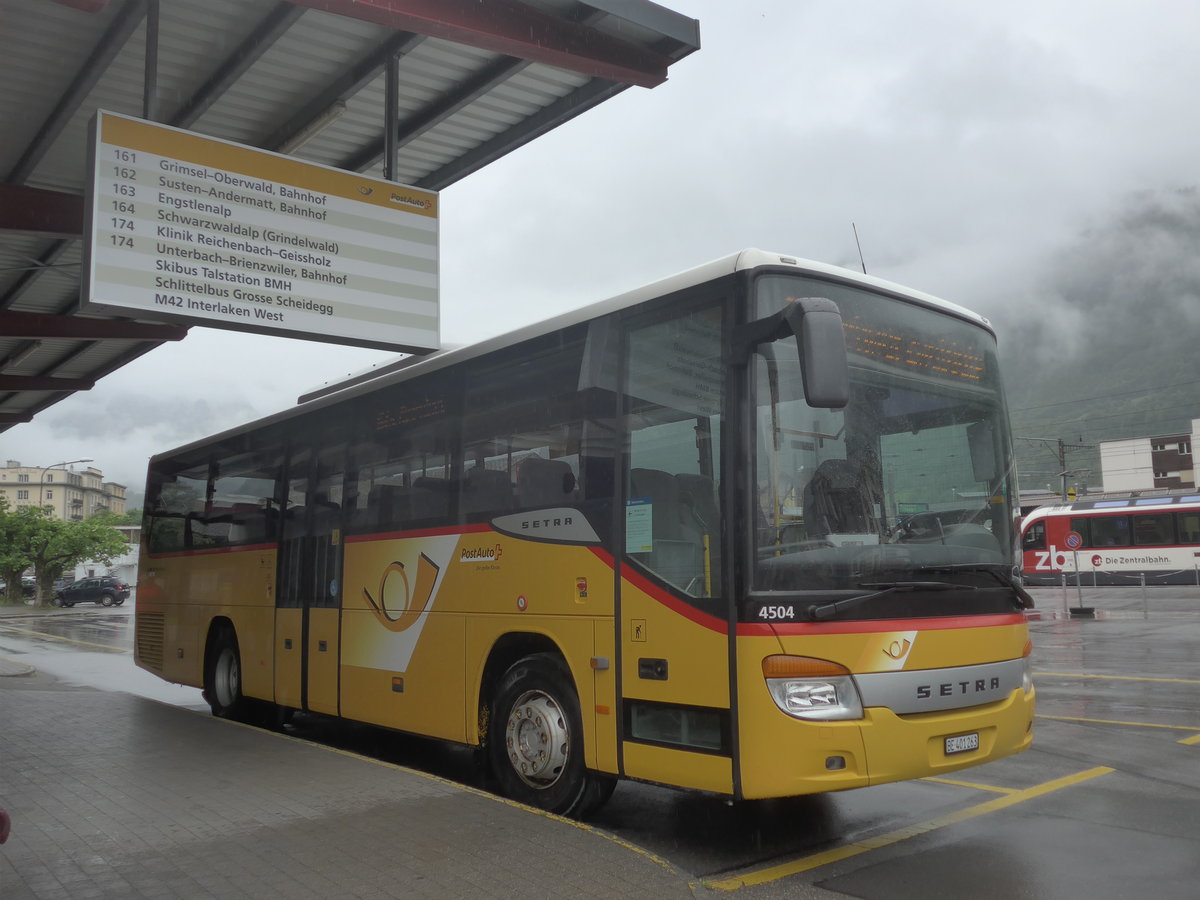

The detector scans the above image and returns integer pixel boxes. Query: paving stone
[0,689,697,898]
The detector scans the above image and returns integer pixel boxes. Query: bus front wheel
[205,630,248,720]
[488,653,615,818]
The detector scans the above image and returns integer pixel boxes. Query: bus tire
[204,629,248,721]
[488,653,615,818]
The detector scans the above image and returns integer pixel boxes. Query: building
[1099,420,1198,494]
[0,460,126,520]
[74,525,141,586]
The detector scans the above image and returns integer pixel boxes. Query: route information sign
[83,111,439,352]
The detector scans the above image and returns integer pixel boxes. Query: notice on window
[83,110,439,352]
[626,498,654,553]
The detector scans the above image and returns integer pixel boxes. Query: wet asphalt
[1,585,1197,897]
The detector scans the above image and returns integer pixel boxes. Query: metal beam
[416,77,627,190]
[575,0,700,52]
[170,2,305,128]
[383,46,399,181]
[341,53,530,174]
[0,185,85,239]
[0,311,187,341]
[0,375,97,391]
[0,241,77,312]
[262,30,426,152]
[50,1,112,11]
[283,0,675,87]
[143,0,160,120]
[6,0,147,184]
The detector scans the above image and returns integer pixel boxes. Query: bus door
[618,301,733,794]
[275,443,346,715]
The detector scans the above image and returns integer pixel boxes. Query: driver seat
[803,458,873,537]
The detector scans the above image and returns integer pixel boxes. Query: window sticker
[626,498,653,553]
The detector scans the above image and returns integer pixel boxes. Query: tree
[0,498,38,605]
[21,513,128,607]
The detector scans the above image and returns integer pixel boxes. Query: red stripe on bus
[588,546,615,566]
[344,523,493,543]
[619,565,729,634]
[147,542,277,559]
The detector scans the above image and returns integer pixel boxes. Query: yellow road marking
[704,767,1114,892]
[0,622,128,653]
[1035,671,1200,685]
[921,776,1019,794]
[1179,733,1200,746]
[1038,713,1199,732]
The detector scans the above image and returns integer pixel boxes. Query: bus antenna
[852,223,867,274]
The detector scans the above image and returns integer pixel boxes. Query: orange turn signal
[762,655,850,679]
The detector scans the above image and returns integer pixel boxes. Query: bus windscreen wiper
[914,564,1036,610]
[806,581,964,621]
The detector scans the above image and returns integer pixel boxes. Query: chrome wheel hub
[504,689,570,789]
[214,648,239,709]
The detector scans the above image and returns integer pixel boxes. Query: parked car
[53,576,131,607]
[0,577,35,600]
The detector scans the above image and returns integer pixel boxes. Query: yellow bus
[135,249,1035,817]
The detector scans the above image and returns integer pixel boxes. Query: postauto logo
[362,554,440,632]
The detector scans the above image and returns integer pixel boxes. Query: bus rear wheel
[488,653,615,818]
[204,630,248,720]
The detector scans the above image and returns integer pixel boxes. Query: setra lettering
[916,676,1001,700]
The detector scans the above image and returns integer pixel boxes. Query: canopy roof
[0,0,699,433]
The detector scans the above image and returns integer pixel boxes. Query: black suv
[53,576,131,607]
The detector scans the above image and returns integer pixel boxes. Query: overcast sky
[5,0,1200,492]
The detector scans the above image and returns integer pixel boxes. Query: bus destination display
[83,111,439,352]
[843,316,986,385]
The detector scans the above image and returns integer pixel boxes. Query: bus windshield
[751,274,1020,617]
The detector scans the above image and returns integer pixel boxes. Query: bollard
[1074,551,1084,606]
[1141,572,1148,620]
[1061,572,1070,618]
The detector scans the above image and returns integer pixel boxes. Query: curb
[0,656,36,677]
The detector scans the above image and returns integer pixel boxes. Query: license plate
[944,732,979,755]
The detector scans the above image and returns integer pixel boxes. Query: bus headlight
[763,655,864,721]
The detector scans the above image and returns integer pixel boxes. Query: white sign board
[83,111,439,352]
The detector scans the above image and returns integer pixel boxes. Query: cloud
[47,392,253,445]
[991,185,1200,407]
[9,0,1200,491]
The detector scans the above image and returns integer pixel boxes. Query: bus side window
[1022,521,1045,551]
[1177,512,1200,544]
[517,456,576,509]
[623,304,724,599]
[459,328,591,523]
[462,466,513,517]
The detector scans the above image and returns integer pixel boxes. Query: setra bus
[135,249,1035,817]
[1021,495,1200,585]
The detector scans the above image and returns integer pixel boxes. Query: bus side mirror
[740,297,849,409]
[967,420,997,481]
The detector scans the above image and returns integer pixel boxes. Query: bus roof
[299,249,993,401]
[151,249,994,464]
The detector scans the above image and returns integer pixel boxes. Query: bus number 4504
[758,605,795,620]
